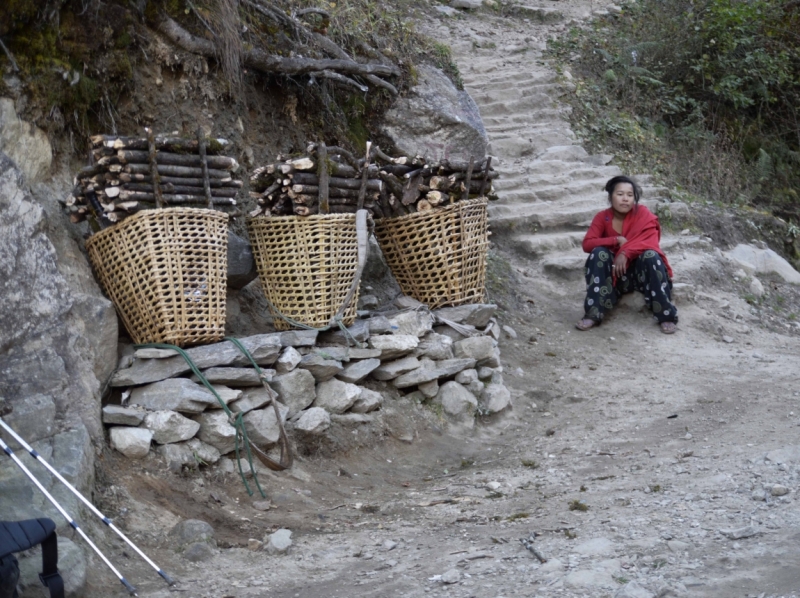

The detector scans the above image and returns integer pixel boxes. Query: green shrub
[549,0,800,221]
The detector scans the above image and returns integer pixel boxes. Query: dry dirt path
[66,3,800,598]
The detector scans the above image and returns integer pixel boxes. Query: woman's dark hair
[604,175,641,204]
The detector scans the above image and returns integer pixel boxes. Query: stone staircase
[437,8,672,279]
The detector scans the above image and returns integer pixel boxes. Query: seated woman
[576,175,678,334]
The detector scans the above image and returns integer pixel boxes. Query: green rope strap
[223,337,292,471]
[135,342,267,498]
[260,295,365,348]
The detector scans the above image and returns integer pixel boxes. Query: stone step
[478,95,563,117]
[469,83,563,104]
[484,122,574,138]
[493,166,624,193]
[511,231,586,259]
[489,200,604,234]
[462,70,558,87]
[488,131,576,159]
[501,179,608,204]
[481,109,569,126]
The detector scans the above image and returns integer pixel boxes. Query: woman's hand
[613,252,628,276]
[617,236,627,246]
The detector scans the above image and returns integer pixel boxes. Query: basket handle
[330,209,369,325]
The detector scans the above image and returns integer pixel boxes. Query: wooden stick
[114,183,238,197]
[318,142,330,215]
[117,191,236,205]
[197,128,213,209]
[146,128,164,209]
[402,170,423,206]
[479,156,493,196]
[357,141,372,211]
[290,172,381,191]
[462,156,475,202]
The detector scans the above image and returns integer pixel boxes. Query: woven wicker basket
[374,198,489,309]
[247,213,360,331]
[85,207,228,347]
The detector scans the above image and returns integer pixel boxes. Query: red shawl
[582,205,673,279]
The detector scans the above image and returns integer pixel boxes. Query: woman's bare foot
[660,321,677,334]
[575,318,596,331]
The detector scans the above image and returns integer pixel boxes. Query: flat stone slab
[338,358,380,383]
[129,378,219,413]
[369,334,419,360]
[433,304,497,328]
[393,358,476,389]
[144,410,200,444]
[112,334,283,387]
[190,367,264,386]
[372,355,421,381]
[229,387,272,414]
[102,405,146,426]
[299,354,343,382]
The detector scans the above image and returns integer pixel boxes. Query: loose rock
[265,529,292,554]
[294,407,331,435]
[314,379,361,414]
[144,410,201,444]
[109,427,153,458]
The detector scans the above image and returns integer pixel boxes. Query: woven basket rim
[86,206,228,248]
[248,212,358,224]
[374,197,488,225]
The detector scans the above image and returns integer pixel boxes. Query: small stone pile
[104,297,511,466]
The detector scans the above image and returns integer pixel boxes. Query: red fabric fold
[582,206,673,279]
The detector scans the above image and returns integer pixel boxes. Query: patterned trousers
[583,247,678,324]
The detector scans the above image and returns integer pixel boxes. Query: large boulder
[726,244,800,284]
[381,65,488,162]
[243,403,290,447]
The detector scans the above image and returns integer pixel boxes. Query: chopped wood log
[114,183,238,197]
[402,170,423,206]
[290,185,378,200]
[427,191,447,207]
[124,163,231,179]
[290,172,382,191]
[441,158,488,172]
[293,205,312,216]
[91,135,231,153]
[116,191,237,205]
[417,199,433,211]
[117,149,239,171]
[118,173,239,187]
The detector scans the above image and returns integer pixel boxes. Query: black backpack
[0,519,64,598]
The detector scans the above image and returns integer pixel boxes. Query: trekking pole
[0,435,138,596]
[0,418,176,587]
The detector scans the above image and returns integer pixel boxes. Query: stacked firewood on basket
[249,142,498,219]
[65,130,243,226]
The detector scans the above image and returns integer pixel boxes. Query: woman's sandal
[660,321,677,335]
[575,318,597,331]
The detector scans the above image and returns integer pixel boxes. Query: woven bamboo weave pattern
[85,207,228,346]
[374,198,489,309]
[248,214,360,331]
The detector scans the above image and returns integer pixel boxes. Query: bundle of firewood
[65,130,243,226]
[249,143,498,219]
